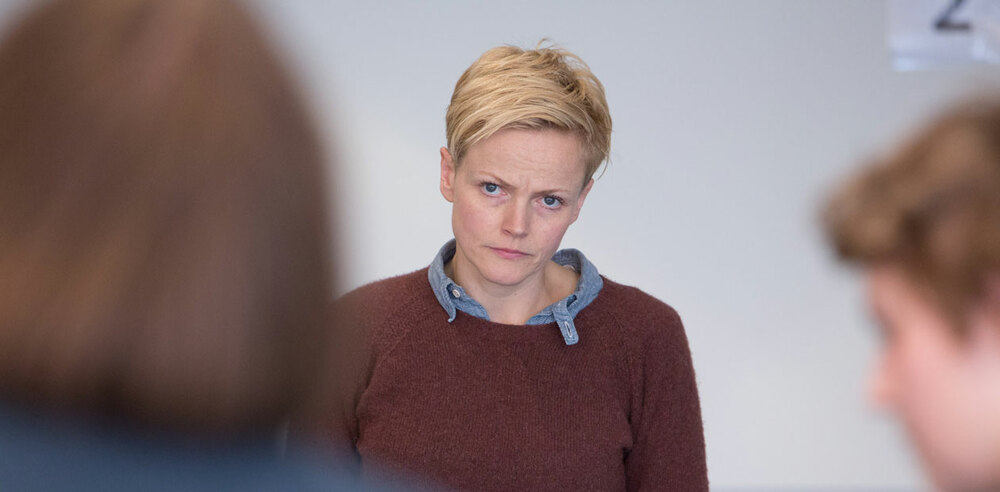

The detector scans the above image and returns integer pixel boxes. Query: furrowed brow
[481,173,514,190]
[535,187,571,196]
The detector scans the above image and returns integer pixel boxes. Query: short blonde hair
[445,43,612,182]
[823,100,1000,329]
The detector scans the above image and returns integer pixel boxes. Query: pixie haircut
[445,43,612,183]
[823,100,1000,329]
[0,0,332,435]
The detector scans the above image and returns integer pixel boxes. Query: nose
[502,201,530,238]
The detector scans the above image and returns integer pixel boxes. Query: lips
[488,246,529,259]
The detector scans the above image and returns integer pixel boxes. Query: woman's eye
[482,183,500,195]
[542,196,562,208]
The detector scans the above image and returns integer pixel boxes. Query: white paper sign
[889,0,1000,70]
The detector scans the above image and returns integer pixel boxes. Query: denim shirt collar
[427,239,603,346]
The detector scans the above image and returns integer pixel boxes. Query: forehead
[867,266,923,317]
[460,128,587,185]
[866,265,957,337]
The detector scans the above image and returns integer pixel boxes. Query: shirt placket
[552,299,578,346]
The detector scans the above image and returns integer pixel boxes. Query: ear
[983,274,1000,313]
[440,147,456,203]
[570,178,594,224]
[969,274,1000,347]
[964,300,1000,383]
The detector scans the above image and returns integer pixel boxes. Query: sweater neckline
[427,276,617,345]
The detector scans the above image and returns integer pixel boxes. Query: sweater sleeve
[284,294,369,473]
[625,303,708,491]
[328,292,373,464]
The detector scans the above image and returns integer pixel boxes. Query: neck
[446,254,577,325]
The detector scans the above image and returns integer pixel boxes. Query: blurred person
[330,44,708,490]
[824,100,1000,491]
[0,0,358,489]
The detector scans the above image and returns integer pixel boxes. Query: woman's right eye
[482,182,500,195]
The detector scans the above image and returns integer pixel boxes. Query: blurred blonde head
[0,0,332,436]
[445,42,612,184]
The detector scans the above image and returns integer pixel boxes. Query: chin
[930,472,998,492]
[921,443,1000,492]
[480,269,527,287]
[475,260,531,287]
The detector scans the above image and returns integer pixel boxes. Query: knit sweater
[332,268,707,491]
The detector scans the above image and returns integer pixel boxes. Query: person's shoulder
[593,277,695,378]
[0,401,368,492]
[595,276,684,331]
[339,269,429,305]
[332,268,438,349]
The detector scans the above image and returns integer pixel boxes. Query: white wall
[6,0,1000,489]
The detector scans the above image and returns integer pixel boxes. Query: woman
[334,45,708,490]
[0,0,353,489]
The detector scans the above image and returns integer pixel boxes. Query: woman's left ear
[571,179,595,223]
[440,147,456,203]
[967,274,1000,352]
[979,274,1000,328]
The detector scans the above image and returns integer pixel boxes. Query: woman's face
[439,127,593,289]
[866,265,1000,491]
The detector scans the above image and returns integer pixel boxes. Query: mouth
[488,246,529,259]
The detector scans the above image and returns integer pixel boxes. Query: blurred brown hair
[823,100,1000,330]
[0,0,332,435]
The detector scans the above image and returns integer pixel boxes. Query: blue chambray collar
[426,239,603,346]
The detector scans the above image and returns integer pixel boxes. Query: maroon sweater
[333,268,707,491]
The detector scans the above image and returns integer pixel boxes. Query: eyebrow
[480,172,513,190]
[535,187,572,196]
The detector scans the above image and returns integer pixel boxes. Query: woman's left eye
[541,196,563,208]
